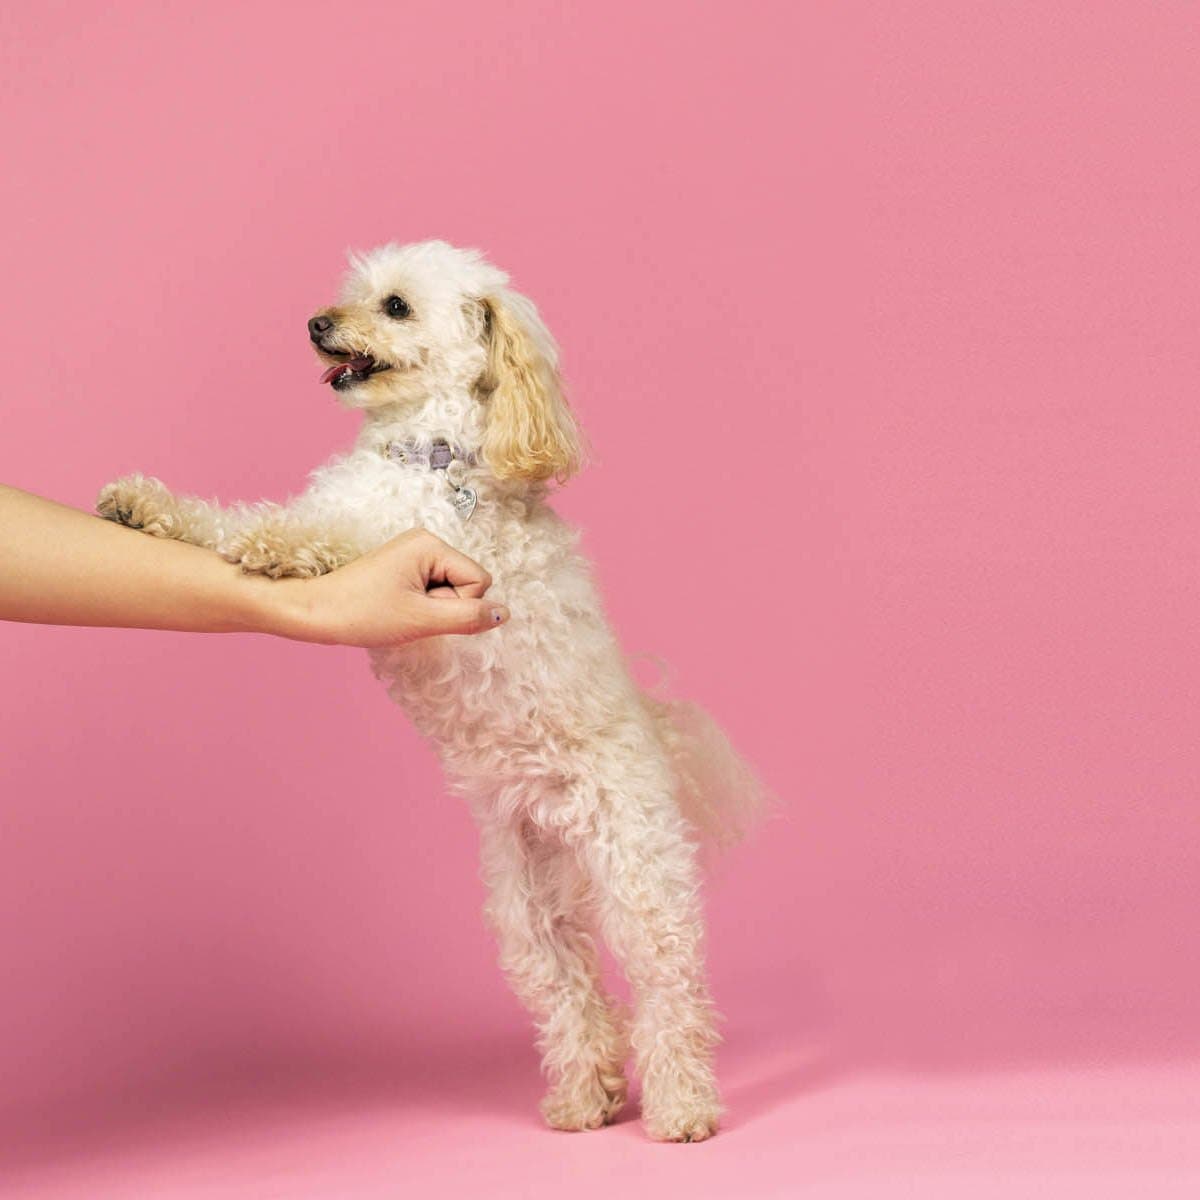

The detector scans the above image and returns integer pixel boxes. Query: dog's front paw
[224,527,337,579]
[97,475,183,538]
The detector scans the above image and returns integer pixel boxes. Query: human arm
[0,485,507,645]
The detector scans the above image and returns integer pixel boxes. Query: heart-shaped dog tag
[452,486,478,521]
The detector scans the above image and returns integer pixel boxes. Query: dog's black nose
[308,314,334,341]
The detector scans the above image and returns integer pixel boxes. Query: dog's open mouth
[317,350,392,390]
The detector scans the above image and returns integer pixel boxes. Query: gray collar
[383,437,477,471]
[382,437,480,521]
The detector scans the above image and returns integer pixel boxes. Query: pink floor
[5,1030,1198,1199]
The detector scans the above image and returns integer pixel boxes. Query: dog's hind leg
[568,751,722,1143]
[480,815,628,1132]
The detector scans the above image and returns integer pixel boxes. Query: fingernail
[491,606,509,624]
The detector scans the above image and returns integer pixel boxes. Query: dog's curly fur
[98,240,763,1142]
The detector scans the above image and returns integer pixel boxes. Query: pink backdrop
[2,3,1197,1196]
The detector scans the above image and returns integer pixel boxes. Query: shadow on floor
[0,1031,543,1179]
[7,1007,1194,1180]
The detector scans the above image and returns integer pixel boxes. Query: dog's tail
[643,691,770,848]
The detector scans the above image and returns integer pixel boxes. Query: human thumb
[418,596,510,636]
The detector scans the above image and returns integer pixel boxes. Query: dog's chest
[343,456,483,545]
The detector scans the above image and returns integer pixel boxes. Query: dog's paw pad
[97,478,177,535]
[97,484,132,525]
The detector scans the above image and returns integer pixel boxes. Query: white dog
[98,240,761,1142]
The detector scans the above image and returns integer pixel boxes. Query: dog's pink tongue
[319,356,373,384]
[319,363,350,384]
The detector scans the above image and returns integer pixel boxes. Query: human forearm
[0,484,282,634]
[0,486,507,644]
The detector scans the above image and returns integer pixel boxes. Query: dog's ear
[476,292,583,483]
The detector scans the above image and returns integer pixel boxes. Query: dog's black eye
[384,295,411,319]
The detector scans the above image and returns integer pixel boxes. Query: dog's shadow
[602,1032,844,1136]
[0,1032,543,1180]
[0,1029,841,1178]
[718,1036,846,1131]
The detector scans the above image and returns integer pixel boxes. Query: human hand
[268,528,508,647]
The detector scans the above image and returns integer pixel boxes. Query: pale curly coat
[99,240,761,1142]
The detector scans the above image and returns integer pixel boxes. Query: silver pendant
[452,486,478,521]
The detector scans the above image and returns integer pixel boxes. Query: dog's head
[308,240,582,483]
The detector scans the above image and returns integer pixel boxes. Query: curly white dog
[99,240,762,1142]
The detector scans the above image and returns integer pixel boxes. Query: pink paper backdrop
[1,2,1197,1194]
